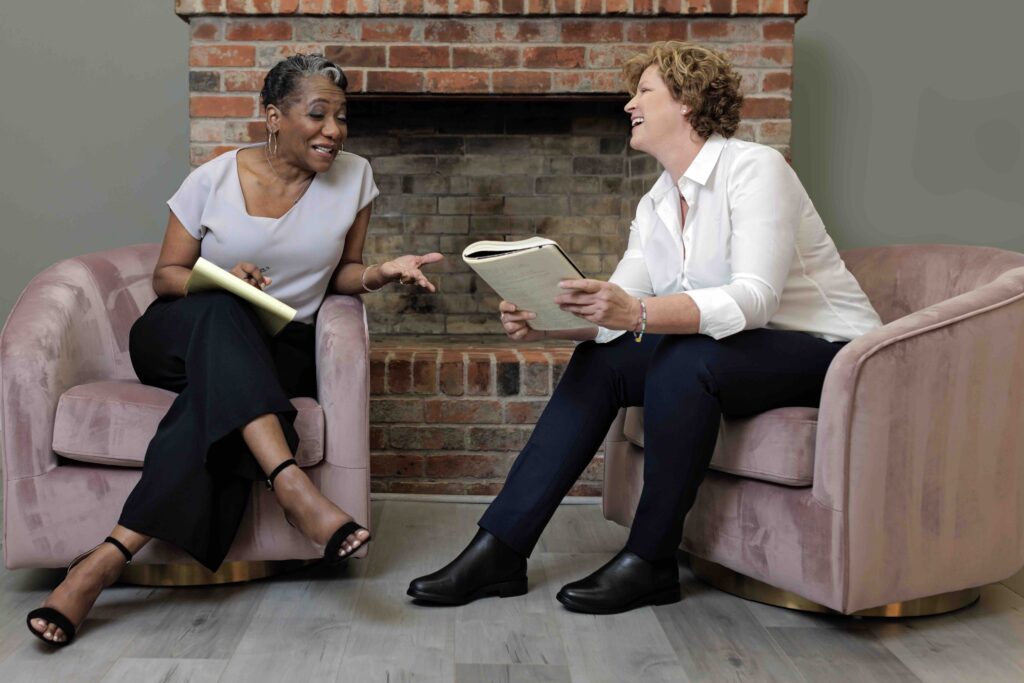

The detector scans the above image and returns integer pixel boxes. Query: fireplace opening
[345,97,661,336]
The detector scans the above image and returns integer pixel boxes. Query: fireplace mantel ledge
[175,0,809,20]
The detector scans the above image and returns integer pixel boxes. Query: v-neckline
[233,145,317,221]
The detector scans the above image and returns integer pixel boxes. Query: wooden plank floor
[2,499,1024,683]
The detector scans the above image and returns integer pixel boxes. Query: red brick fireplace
[176,0,807,494]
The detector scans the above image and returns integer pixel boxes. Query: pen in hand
[229,261,271,289]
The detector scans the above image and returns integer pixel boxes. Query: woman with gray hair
[26,54,441,647]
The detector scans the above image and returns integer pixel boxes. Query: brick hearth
[367,336,603,495]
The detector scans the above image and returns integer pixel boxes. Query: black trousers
[479,329,846,561]
[119,291,317,571]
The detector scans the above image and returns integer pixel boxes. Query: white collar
[681,133,727,188]
[649,133,729,202]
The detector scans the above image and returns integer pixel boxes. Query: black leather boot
[556,549,680,614]
[407,528,527,605]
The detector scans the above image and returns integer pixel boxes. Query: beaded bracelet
[633,298,647,343]
[361,264,384,292]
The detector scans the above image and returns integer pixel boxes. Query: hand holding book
[499,279,642,341]
[554,278,642,332]
[498,300,545,342]
[462,237,598,332]
[463,237,641,337]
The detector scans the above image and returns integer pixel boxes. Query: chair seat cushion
[52,380,324,469]
[622,406,817,487]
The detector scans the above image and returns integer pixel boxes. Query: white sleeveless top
[167,145,379,324]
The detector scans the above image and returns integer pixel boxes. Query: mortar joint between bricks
[543,349,555,388]
[490,352,498,395]
[383,349,396,392]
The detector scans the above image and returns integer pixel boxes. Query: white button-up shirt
[595,134,882,343]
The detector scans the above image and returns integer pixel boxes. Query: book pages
[462,236,555,257]
[185,257,297,335]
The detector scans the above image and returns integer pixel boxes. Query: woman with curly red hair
[408,42,881,614]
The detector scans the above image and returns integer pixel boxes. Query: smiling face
[267,75,348,174]
[624,64,690,155]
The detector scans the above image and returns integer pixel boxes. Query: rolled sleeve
[686,287,747,340]
[594,326,628,344]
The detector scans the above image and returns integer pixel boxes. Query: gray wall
[792,0,1024,251]
[0,1,188,321]
[1,0,1022,325]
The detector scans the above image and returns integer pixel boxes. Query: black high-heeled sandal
[25,536,133,648]
[266,458,372,566]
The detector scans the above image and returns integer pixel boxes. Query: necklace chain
[264,144,314,205]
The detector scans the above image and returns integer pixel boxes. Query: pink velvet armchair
[1,244,371,579]
[603,244,1024,615]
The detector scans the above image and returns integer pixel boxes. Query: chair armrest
[1,259,118,481]
[812,266,1024,607]
[604,408,628,446]
[315,294,369,470]
[813,266,1024,511]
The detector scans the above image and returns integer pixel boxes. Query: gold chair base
[119,559,316,587]
[690,556,981,618]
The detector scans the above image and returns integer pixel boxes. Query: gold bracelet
[360,264,383,292]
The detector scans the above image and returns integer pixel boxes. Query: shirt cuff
[686,288,747,340]
[594,326,628,344]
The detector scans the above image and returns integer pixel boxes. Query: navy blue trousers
[479,329,846,561]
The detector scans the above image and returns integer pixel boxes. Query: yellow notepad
[185,257,297,335]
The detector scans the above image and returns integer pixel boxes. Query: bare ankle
[271,465,309,497]
[77,546,127,585]
[273,468,323,516]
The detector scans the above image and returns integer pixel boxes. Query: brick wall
[184,13,798,165]
[368,337,606,494]
[176,1,809,18]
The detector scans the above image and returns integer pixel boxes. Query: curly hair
[622,41,743,139]
[260,53,348,111]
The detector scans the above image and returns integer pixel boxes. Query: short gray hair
[260,53,348,109]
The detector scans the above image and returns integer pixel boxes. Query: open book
[462,237,597,331]
[185,257,297,335]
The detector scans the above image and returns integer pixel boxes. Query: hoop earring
[267,130,278,156]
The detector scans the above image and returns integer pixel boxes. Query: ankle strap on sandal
[265,458,298,491]
[104,536,133,564]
